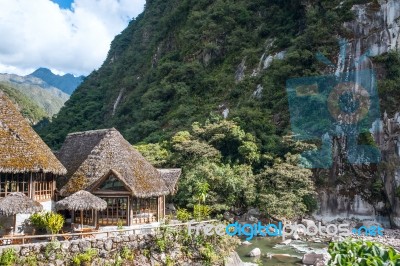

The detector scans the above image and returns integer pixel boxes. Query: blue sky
[51,0,73,9]
[0,0,145,76]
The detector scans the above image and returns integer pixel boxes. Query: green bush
[193,204,212,221]
[29,212,64,235]
[44,213,64,235]
[20,255,38,266]
[176,208,192,222]
[328,239,400,265]
[120,246,134,261]
[29,213,47,230]
[0,248,17,266]
[71,249,97,266]
[303,194,318,213]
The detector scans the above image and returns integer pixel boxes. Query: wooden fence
[0,220,218,245]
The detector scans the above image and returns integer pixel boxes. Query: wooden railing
[0,220,218,246]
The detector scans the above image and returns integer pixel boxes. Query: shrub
[29,213,47,230]
[0,248,17,266]
[176,208,191,222]
[29,212,65,235]
[20,255,38,266]
[44,213,64,235]
[120,246,134,261]
[193,204,212,221]
[71,249,97,266]
[328,239,400,265]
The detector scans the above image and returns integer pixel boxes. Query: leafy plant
[199,243,218,266]
[193,204,212,221]
[142,249,150,259]
[156,238,167,252]
[44,212,64,235]
[20,255,38,266]
[0,248,17,266]
[120,246,134,261]
[165,255,174,266]
[29,212,65,235]
[71,249,97,266]
[45,241,61,258]
[328,239,400,265]
[176,208,192,222]
[29,212,47,230]
[117,219,124,230]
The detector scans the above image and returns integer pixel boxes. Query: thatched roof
[0,192,43,216]
[0,92,67,175]
[58,128,180,198]
[158,169,181,194]
[56,190,107,211]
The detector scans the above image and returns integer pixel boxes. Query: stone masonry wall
[0,230,239,266]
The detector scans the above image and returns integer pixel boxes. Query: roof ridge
[66,127,117,136]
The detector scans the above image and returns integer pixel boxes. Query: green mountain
[0,73,70,119]
[0,83,47,124]
[38,0,396,152]
[29,68,84,95]
[36,0,400,225]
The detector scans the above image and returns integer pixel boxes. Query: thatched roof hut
[0,192,43,216]
[56,190,107,211]
[57,128,181,197]
[0,92,66,175]
[158,169,181,194]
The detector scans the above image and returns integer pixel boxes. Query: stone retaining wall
[0,231,239,266]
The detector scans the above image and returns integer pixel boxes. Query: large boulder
[302,219,316,228]
[302,252,324,265]
[247,248,261,257]
[223,211,235,223]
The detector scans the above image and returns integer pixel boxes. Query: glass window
[96,174,127,191]
[74,210,94,226]
[98,197,128,226]
[132,197,158,224]
[0,173,29,198]
[34,174,54,201]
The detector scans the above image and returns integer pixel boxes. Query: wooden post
[80,210,83,229]
[13,214,16,235]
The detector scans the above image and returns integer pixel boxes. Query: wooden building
[57,128,181,226]
[0,92,67,231]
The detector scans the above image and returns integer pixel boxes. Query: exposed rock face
[313,1,400,226]
[374,112,400,227]
[345,1,400,57]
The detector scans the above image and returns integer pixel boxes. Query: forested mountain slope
[37,0,400,226]
[0,73,69,118]
[0,83,47,124]
[39,0,371,149]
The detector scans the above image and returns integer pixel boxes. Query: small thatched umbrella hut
[57,128,181,226]
[0,192,43,233]
[56,190,107,229]
[0,92,66,232]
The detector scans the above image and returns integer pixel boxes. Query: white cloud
[0,0,145,76]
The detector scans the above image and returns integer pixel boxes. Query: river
[235,237,328,265]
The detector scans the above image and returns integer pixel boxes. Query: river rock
[302,219,316,228]
[247,247,261,257]
[247,208,260,216]
[302,252,324,265]
[224,211,235,222]
[241,241,252,245]
[292,232,300,240]
[281,239,292,245]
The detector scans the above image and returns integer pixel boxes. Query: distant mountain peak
[29,68,84,95]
